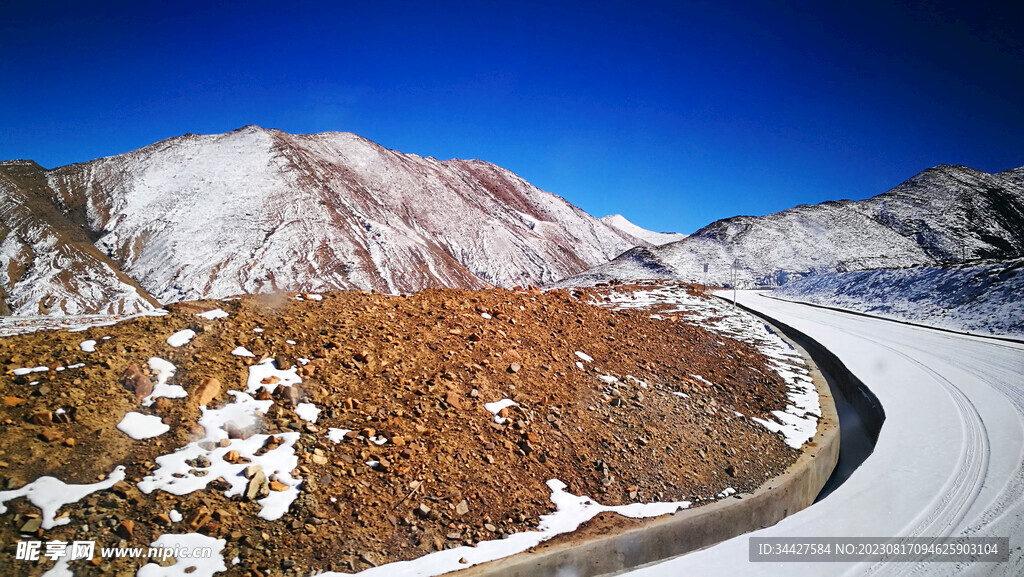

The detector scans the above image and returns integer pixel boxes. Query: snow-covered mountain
[600,214,687,246]
[772,258,1024,339]
[0,160,159,315]
[1,126,645,314]
[559,164,1024,288]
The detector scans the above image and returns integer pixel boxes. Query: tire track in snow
[863,351,989,576]
[898,349,1024,577]
[806,318,992,577]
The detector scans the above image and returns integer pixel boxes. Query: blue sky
[2,1,1022,233]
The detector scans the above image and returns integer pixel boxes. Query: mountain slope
[772,258,1024,338]
[561,164,1024,287]
[0,160,160,315]
[2,127,643,312]
[600,214,686,246]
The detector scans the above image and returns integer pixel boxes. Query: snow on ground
[0,308,167,337]
[772,258,1024,339]
[0,466,126,529]
[137,390,301,521]
[327,428,352,443]
[590,282,819,449]
[78,339,96,352]
[246,359,301,393]
[27,362,86,375]
[484,398,517,425]
[318,479,690,577]
[166,329,196,347]
[196,308,229,319]
[294,402,320,422]
[626,291,1024,576]
[135,533,227,577]
[141,357,187,407]
[13,363,85,376]
[230,346,255,357]
[116,412,170,440]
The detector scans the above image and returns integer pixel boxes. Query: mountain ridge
[1,127,647,315]
[600,214,687,246]
[556,163,1024,288]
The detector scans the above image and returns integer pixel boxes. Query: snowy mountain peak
[600,214,687,246]
[1,128,643,314]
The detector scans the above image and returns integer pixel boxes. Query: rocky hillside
[0,286,807,576]
[561,164,1024,288]
[0,161,160,316]
[0,127,645,315]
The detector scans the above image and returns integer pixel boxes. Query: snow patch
[196,308,229,320]
[137,391,301,520]
[141,357,187,406]
[245,358,301,394]
[484,398,517,425]
[327,428,352,443]
[294,403,320,423]
[0,466,126,529]
[117,412,170,440]
[331,479,689,577]
[575,351,594,362]
[136,533,227,577]
[166,329,196,347]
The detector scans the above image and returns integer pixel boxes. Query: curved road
[628,291,1024,577]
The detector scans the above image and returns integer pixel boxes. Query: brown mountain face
[0,127,645,315]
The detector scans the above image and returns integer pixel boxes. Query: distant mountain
[600,214,687,246]
[0,126,644,315]
[557,164,1024,288]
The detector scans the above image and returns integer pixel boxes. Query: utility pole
[702,262,708,295]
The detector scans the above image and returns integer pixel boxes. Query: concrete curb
[735,296,886,446]
[452,313,841,577]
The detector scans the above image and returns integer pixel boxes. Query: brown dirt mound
[0,287,799,576]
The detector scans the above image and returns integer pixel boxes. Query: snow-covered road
[628,291,1024,577]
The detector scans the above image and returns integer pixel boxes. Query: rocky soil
[0,286,803,576]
